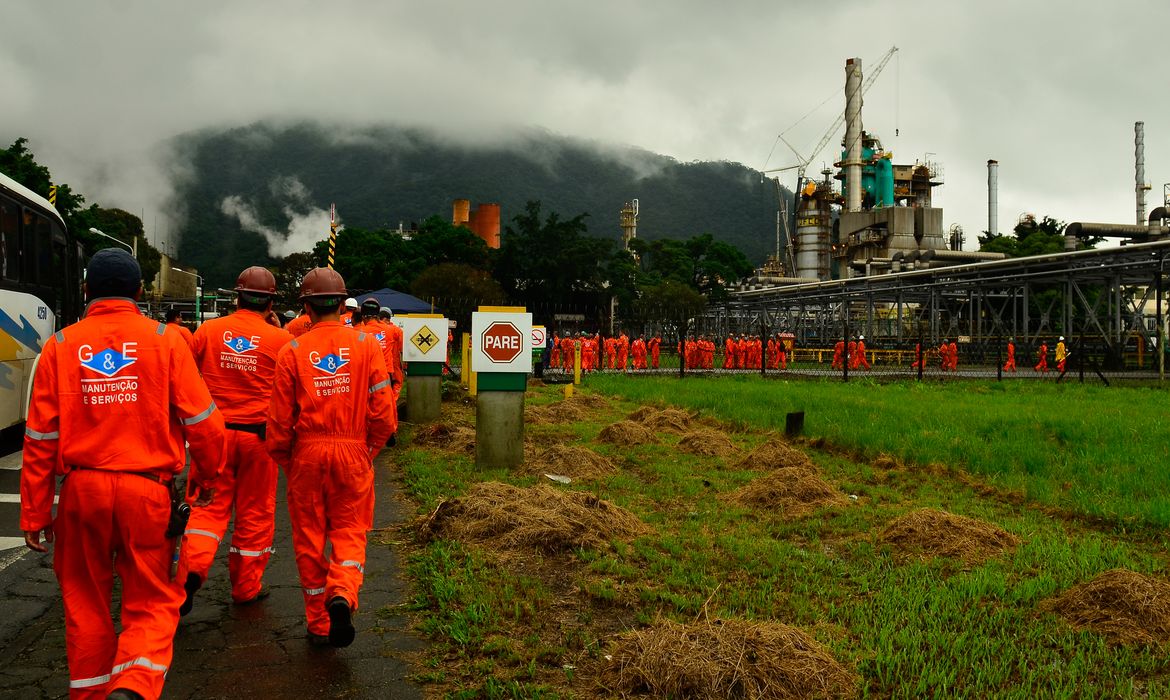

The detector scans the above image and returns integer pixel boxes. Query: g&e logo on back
[78,343,139,405]
[309,347,351,397]
[220,332,261,372]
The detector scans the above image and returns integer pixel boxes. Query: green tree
[411,262,505,331]
[634,233,752,301]
[273,251,319,309]
[631,280,707,324]
[494,200,614,310]
[978,214,1100,257]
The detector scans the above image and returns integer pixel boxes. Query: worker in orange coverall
[357,299,404,401]
[560,334,575,371]
[266,268,395,648]
[183,266,292,615]
[852,334,871,370]
[285,311,312,337]
[1003,338,1017,373]
[939,338,951,371]
[631,336,647,369]
[722,335,735,369]
[165,307,194,348]
[831,339,845,369]
[1034,341,1049,372]
[948,338,959,371]
[551,334,561,369]
[617,332,629,371]
[21,249,225,700]
[649,335,661,369]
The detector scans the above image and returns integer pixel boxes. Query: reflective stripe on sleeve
[184,528,222,543]
[290,340,299,348]
[24,427,59,441]
[229,545,275,557]
[338,559,365,574]
[156,323,166,336]
[112,656,168,676]
[369,378,392,394]
[358,332,367,341]
[182,402,217,426]
[305,587,326,596]
[70,673,111,689]
[55,330,65,343]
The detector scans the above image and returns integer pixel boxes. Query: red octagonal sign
[481,321,524,363]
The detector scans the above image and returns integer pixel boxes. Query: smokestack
[1136,121,1148,225]
[987,160,998,238]
[844,58,864,213]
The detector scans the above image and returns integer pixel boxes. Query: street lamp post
[171,267,204,326]
[88,227,135,256]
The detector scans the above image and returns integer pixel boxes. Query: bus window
[35,214,52,285]
[0,197,18,281]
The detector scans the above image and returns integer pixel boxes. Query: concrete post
[405,367,442,424]
[475,387,525,469]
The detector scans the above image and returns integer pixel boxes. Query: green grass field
[391,377,1170,698]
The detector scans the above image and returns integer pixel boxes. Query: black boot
[327,597,355,648]
[179,573,201,617]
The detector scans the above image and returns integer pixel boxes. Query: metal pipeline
[1065,221,1170,242]
[922,249,1007,262]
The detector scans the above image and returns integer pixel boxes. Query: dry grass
[597,421,658,447]
[733,440,816,472]
[877,509,1020,564]
[600,617,857,700]
[1042,569,1170,646]
[678,429,737,457]
[411,423,475,454]
[627,406,694,433]
[418,481,648,554]
[726,467,848,519]
[522,444,619,481]
[527,399,591,424]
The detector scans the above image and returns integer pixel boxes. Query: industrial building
[452,198,501,249]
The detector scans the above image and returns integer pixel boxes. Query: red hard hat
[235,266,277,295]
[299,267,347,300]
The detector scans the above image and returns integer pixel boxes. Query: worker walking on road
[21,249,225,700]
[183,266,293,616]
[650,335,661,369]
[1003,338,1017,373]
[831,338,845,370]
[358,299,404,402]
[1035,340,1049,372]
[266,268,396,648]
[853,335,871,370]
[1056,336,1068,373]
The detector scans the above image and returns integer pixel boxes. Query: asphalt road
[0,449,424,700]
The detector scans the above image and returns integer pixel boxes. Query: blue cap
[86,248,141,299]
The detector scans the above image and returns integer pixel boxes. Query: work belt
[226,422,266,440]
[68,466,173,487]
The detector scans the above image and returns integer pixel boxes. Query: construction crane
[768,46,899,184]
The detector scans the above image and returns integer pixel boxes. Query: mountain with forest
[171,122,785,288]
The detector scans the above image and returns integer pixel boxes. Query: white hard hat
[345,297,358,309]
[859,334,864,340]
[1059,336,1065,341]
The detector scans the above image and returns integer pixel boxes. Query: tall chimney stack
[987,159,999,238]
[1136,121,1148,225]
[844,58,864,213]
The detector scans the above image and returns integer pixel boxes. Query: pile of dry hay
[734,440,815,472]
[527,398,591,424]
[678,429,737,457]
[628,406,694,433]
[727,467,848,518]
[523,444,618,481]
[411,423,475,454]
[877,509,1019,563]
[1041,569,1170,645]
[419,481,647,553]
[597,420,658,446]
[601,618,856,700]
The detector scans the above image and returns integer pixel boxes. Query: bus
[0,170,85,434]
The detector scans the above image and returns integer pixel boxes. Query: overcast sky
[4,0,1168,253]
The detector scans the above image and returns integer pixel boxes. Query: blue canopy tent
[356,288,434,315]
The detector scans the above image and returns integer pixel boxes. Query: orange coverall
[266,322,396,637]
[286,314,312,338]
[362,318,404,401]
[948,341,959,371]
[853,340,871,370]
[1035,343,1049,372]
[617,334,629,370]
[22,298,225,700]
[551,335,561,368]
[631,339,647,369]
[187,308,292,602]
[723,337,734,368]
[1004,342,1017,372]
[167,320,194,349]
[650,337,661,368]
[832,340,845,369]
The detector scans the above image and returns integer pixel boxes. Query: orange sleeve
[265,344,298,466]
[365,338,396,455]
[170,333,225,486]
[20,338,61,532]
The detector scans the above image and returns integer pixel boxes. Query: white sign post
[471,311,533,373]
